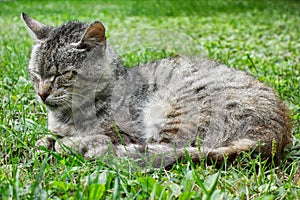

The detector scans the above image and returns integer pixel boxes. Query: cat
[21,13,291,168]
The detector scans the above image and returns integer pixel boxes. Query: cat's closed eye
[53,70,77,87]
[61,70,77,80]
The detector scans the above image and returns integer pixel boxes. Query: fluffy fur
[22,13,291,168]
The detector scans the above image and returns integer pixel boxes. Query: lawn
[0,0,299,199]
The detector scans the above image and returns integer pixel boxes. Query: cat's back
[126,55,276,109]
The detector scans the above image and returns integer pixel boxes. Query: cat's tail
[114,139,260,168]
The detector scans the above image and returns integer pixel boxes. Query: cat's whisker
[68,92,95,103]
[60,96,93,117]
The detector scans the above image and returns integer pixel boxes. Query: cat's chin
[45,104,60,111]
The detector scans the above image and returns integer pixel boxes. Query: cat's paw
[35,135,55,153]
[54,137,82,155]
[54,135,113,158]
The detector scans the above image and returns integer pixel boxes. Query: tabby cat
[22,13,291,168]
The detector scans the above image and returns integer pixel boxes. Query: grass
[0,0,299,199]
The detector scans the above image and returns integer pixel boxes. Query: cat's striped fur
[22,13,291,168]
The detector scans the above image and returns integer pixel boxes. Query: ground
[0,0,299,199]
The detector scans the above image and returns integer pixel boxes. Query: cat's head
[21,13,108,110]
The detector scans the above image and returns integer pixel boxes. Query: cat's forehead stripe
[46,21,88,44]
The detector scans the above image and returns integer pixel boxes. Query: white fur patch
[143,94,172,141]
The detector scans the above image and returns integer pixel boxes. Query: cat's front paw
[35,135,55,153]
[54,135,113,158]
[54,137,82,155]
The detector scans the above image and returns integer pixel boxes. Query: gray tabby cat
[22,13,291,168]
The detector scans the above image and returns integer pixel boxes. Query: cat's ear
[73,21,106,49]
[83,21,106,45]
[21,12,52,41]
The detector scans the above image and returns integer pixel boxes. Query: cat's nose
[38,82,52,102]
[38,91,50,102]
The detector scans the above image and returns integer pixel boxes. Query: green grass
[1,0,299,199]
